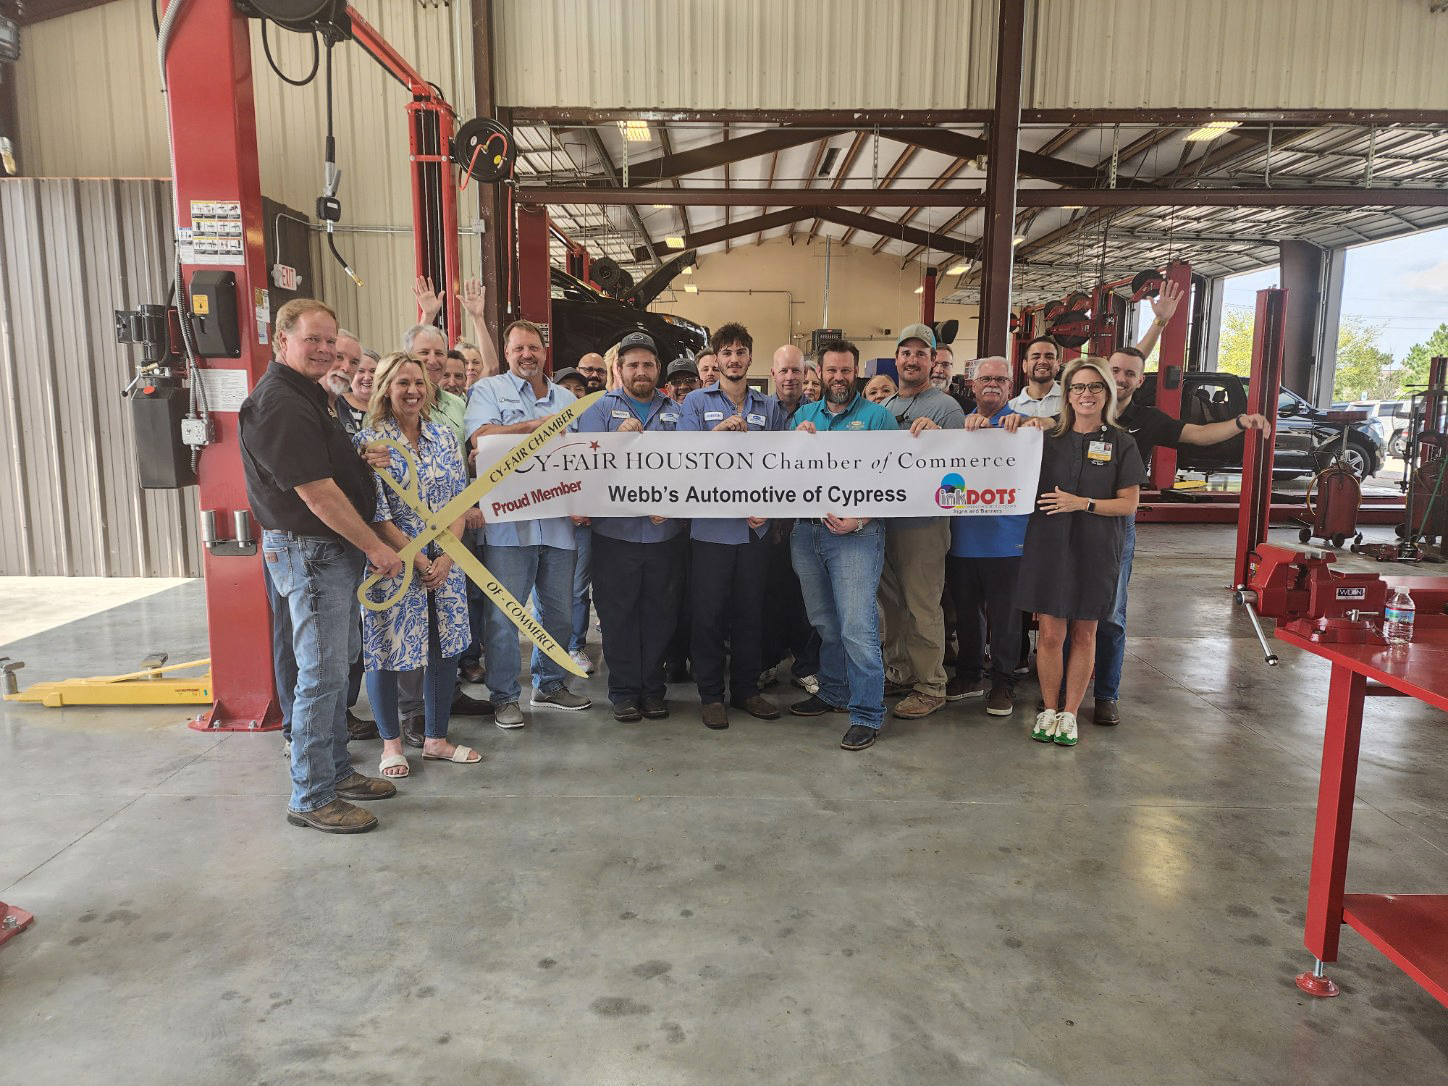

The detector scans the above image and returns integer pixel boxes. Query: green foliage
[1333,319,1396,402]
[1216,308,1253,377]
[1399,322,1448,396]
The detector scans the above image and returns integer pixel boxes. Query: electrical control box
[189,271,241,358]
[132,377,197,489]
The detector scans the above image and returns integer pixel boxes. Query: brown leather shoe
[459,661,486,685]
[893,692,946,719]
[346,710,379,741]
[334,772,397,801]
[731,695,781,720]
[1093,698,1121,726]
[286,799,378,834]
[701,702,729,730]
[985,686,1015,716]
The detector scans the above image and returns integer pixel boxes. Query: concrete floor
[1,524,1445,1085]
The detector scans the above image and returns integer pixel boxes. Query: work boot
[286,799,378,834]
[701,703,729,730]
[731,695,781,720]
[334,772,397,801]
[1093,699,1121,726]
[893,692,946,719]
[402,713,425,748]
[346,710,379,741]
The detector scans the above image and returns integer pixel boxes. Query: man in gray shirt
[878,323,965,719]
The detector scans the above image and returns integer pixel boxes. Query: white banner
[472,428,1042,521]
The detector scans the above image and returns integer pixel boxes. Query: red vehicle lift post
[161,0,462,730]
[1233,288,1287,589]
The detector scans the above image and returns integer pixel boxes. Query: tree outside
[1399,322,1448,394]
[1214,310,1425,400]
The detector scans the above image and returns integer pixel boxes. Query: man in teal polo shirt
[787,339,897,752]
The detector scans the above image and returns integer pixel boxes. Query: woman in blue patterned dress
[356,352,479,778]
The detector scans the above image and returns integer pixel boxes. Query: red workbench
[1278,592,1448,1005]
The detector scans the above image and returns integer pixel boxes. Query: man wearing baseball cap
[573,332,687,721]
[665,355,700,405]
[553,366,589,400]
[876,322,965,721]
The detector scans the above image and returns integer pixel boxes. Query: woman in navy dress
[1016,358,1145,749]
[356,352,478,778]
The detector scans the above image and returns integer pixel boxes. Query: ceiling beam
[903,126,1159,189]
[841,143,919,244]
[513,107,990,125]
[805,131,869,244]
[656,127,690,241]
[631,207,818,262]
[788,139,832,244]
[816,207,969,256]
[616,125,846,185]
[573,128,662,268]
[756,148,779,246]
[871,157,971,253]
[1021,108,1448,126]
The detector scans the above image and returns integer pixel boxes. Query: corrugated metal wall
[1031,0,1448,109]
[494,0,998,110]
[14,0,479,354]
[0,179,203,577]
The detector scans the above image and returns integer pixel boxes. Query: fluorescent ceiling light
[652,203,670,209]
[1183,120,1241,142]
[914,285,924,294]
[665,236,686,249]
[1012,235,1027,245]
[946,263,969,275]
[684,283,699,293]
[682,265,694,274]
[618,120,653,142]
[1061,204,1084,210]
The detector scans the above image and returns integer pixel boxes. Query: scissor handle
[357,438,430,612]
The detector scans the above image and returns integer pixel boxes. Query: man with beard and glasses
[788,340,897,752]
[577,353,608,394]
[665,356,700,404]
[678,322,783,730]
[876,324,965,722]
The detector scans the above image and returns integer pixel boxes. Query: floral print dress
[355,417,471,671]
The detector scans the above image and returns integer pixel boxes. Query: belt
[261,529,344,543]
[799,517,828,525]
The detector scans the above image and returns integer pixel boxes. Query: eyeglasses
[1068,381,1108,395]
[975,376,1009,385]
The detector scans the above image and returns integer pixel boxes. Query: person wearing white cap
[876,322,965,720]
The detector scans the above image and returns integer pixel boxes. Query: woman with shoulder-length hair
[355,351,479,779]
[1015,356,1146,748]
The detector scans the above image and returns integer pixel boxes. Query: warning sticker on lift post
[180,200,245,266]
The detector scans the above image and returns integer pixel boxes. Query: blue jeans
[261,531,364,814]
[570,523,592,652]
[264,560,298,740]
[790,520,887,730]
[482,542,575,706]
[366,593,460,741]
[1093,517,1135,701]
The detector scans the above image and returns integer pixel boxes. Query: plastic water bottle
[1384,588,1416,645]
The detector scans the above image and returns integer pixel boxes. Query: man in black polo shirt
[1095,346,1269,726]
[240,298,404,834]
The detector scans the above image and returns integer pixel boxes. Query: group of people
[240,277,1269,834]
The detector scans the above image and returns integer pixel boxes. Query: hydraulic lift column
[165,0,279,730]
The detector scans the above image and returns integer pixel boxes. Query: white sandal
[424,743,480,764]
[378,752,410,778]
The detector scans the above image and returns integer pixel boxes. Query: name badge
[661,412,679,423]
[747,413,767,427]
[611,409,630,420]
[1088,440,1113,463]
[704,411,725,422]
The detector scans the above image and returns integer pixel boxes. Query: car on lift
[1137,372,1386,480]
[548,251,708,367]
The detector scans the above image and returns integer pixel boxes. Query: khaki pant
[878,519,950,698]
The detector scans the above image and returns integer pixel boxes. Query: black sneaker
[840,724,877,751]
[641,696,669,720]
[789,694,847,717]
[613,700,643,722]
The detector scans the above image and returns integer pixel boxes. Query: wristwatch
[1086,500,1096,513]
[1235,414,1247,431]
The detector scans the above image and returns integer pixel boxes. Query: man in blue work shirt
[464,319,591,728]
[679,322,782,730]
[573,331,686,722]
[787,339,898,752]
[945,356,1039,717]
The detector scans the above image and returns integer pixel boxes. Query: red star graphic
[589,440,600,451]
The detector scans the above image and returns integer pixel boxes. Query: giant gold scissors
[357,391,604,678]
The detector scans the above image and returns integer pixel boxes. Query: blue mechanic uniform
[574,388,686,708]
[678,383,782,711]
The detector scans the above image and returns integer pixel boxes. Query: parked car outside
[1350,400,1411,458]
[1138,372,1386,480]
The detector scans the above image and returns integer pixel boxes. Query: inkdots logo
[935,473,1017,512]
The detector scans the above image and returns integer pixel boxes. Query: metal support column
[164,0,280,730]
[470,0,507,339]
[1234,288,1288,589]
[921,267,937,325]
[977,0,1025,358]
[515,204,552,368]
[1148,260,1193,489]
[1279,239,1324,397]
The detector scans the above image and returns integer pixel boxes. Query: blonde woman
[355,352,479,778]
[1015,357,1145,748]
[863,374,897,404]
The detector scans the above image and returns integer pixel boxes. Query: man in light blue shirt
[464,319,591,727]
[678,322,783,730]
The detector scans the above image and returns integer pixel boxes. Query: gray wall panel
[0,178,202,577]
